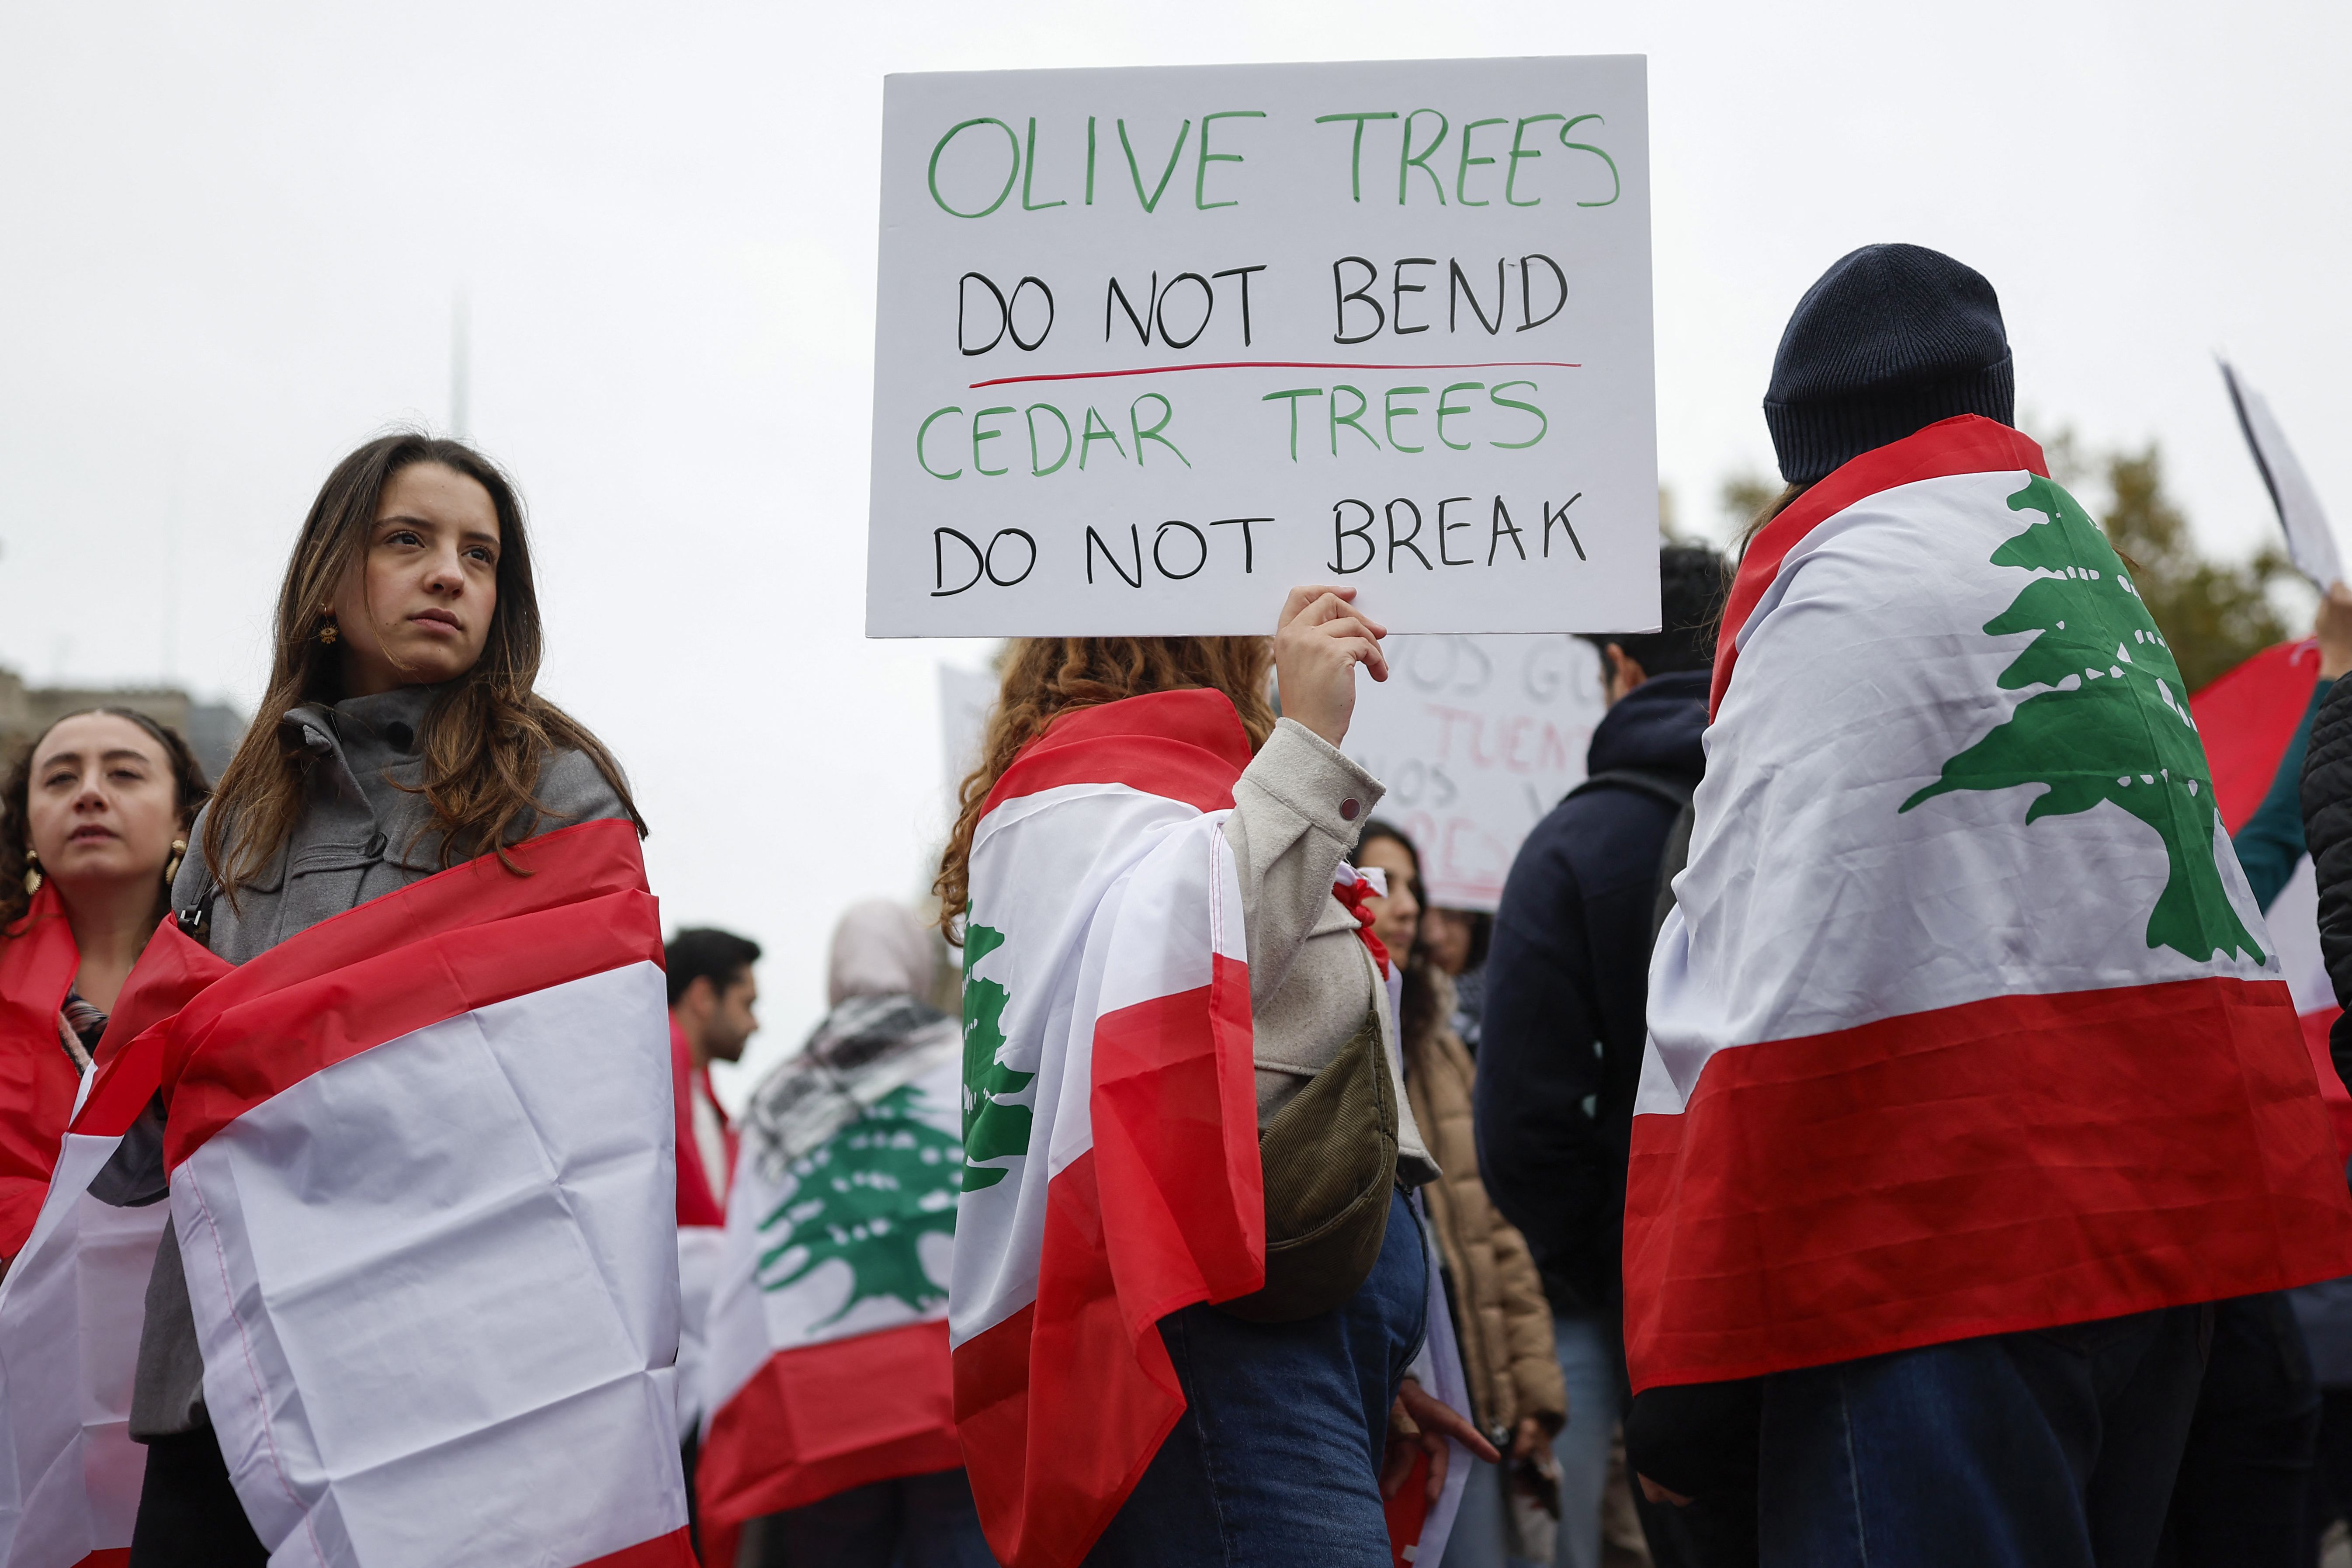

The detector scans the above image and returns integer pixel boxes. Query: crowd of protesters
[6,239,2352,1568]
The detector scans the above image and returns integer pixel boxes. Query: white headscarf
[826,899,940,1007]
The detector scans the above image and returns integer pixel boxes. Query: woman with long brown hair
[937,591,1494,1568]
[0,709,209,1267]
[100,431,645,1562]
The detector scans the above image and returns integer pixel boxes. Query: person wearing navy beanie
[1762,243,2014,484]
[1616,244,2282,1568]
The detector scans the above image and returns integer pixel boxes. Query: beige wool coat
[1223,717,1434,1181]
[1403,968,1568,1442]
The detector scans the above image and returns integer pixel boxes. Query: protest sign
[2222,359,2342,587]
[938,661,998,797]
[868,57,1657,638]
[1341,634,1605,910]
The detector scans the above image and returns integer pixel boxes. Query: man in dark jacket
[1476,543,1729,1568]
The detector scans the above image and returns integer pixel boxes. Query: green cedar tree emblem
[1901,475,2262,964]
[755,1082,959,1326]
[960,918,1036,1191]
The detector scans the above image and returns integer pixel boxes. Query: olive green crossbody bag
[1217,1003,1400,1322]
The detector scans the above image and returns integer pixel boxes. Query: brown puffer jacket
[1403,964,1568,1444]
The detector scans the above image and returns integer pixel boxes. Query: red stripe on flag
[72,1552,131,1568]
[1626,975,2352,1392]
[0,883,84,1256]
[1711,415,2050,719]
[2188,639,2324,833]
[576,1526,697,1568]
[73,919,235,1139]
[977,689,1252,823]
[1093,954,1264,1338]
[148,820,661,1167]
[956,957,1264,1568]
[2301,1006,2352,1159]
[698,1319,964,1525]
[954,1162,1179,1568]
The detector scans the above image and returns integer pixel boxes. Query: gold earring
[21,848,39,897]
[164,838,187,887]
[318,620,340,646]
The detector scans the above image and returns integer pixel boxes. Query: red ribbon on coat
[1331,873,1391,979]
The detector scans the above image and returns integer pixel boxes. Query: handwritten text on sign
[867,58,1658,637]
[1343,635,1605,910]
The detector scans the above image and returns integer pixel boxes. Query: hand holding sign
[1274,585,1388,746]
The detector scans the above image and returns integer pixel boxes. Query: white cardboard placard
[1341,633,1605,910]
[868,57,1658,638]
[938,661,999,796]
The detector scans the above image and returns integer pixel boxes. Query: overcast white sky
[4,0,2345,1099]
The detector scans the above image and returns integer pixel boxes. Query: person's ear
[683,974,716,1017]
[1605,644,1648,701]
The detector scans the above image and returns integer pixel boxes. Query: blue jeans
[1443,1317,1616,1568]
[754,1468,996,1568]
[1085,1189,1429,1567]
[1547,1313,1623,1568]
[1442,1454,1510,1568]
[1759,1307,2209,1568]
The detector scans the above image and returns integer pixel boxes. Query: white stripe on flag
[175,960,685,1568]
[952,782,1219,1348]
[0,1130,165,1565]
[1643,469,2278,1117]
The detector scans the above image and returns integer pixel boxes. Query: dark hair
[1433,906,1492,971]
[1581,543,1732,676]
[1357,817,1417,877]
[1355,819,1446,1049]
[666,927,763,1009]
[205,431,644,904]
[0,708,214,933]
[935,636,1276,939]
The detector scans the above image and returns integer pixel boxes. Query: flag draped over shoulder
[1628,415,2352,1393]
[0,888,86,1262]
[0,922,223,1568]
[76,817,693,1568]
[951,689,1265,1568]
[695,996,966,1562]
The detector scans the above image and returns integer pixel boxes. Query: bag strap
[1565,767,1697,814]
[1651,801,1696,944]
[1562,769,1700,944]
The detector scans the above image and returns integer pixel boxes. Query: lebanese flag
[78,818,694,1567]
[2189,640,2352,1155]
[695,1039,964,1565]
[0,886,88,1263]
[668,1019,725,1466]
[1627,415,2352,1393]
[951,689,1265,1568]
[0,920,222,1568]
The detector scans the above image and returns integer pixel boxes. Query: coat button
[364,832,387,859]
[1340,798,1360,821]
[384,722,414,753]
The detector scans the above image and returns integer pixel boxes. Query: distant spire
[451,289,472,439]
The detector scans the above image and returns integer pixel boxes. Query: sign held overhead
[867,57,1659,638]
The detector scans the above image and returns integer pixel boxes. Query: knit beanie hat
[1763,244,2014,484]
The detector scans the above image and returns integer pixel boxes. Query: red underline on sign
[966,360,1584,389]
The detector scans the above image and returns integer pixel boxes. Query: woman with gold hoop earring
[97,431,651,1564]
[0,708,210,1272]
